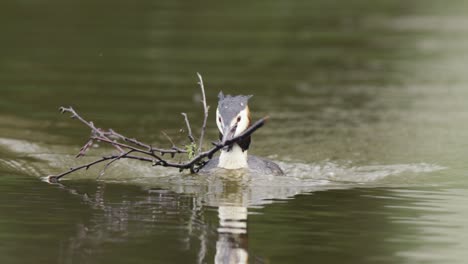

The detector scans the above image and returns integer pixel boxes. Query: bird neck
[219,144,248,169]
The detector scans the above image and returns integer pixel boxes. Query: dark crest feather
[217,92,252,126]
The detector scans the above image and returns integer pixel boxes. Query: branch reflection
[55,171,336,263]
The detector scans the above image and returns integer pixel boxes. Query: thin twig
[197,73,209,153]
[60,107,185,155]
[47,154,154,183]
[107,128,186,155]
[98,150,134,179]
[181,113,195,143]
[161,131,176,147]
[161,131,187,158]
[107,129,151,150]
[76,139,94,158]
[91,136,166,163]
[60,107,125,153]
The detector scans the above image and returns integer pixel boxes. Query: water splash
[0,137,446,207]
[279,161,446,183]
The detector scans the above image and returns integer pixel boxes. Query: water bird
[201,92,284,175]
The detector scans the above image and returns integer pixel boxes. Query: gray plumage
[199,91,284,176]
[201,155,284,176]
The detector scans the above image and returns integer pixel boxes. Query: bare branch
[197,73,209,153]
[60,107,185,156]
[47,109,268,183]
[48,76,270,183]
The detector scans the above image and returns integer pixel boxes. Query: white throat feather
[218,144,248,169]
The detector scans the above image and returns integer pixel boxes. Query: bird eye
[237,116,241,122]
[218,117,222,123]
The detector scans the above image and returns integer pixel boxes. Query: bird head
[216,91,252,145]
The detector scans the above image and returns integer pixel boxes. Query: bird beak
[221,124,237,147]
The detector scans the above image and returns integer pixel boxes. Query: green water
[2,0,468,263]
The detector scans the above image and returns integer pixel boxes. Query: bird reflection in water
[215,206,248,264]
[54,172,257,264]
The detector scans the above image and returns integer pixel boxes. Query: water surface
[1,0,468,263]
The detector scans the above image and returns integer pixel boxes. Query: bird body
[201,92,283,176]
